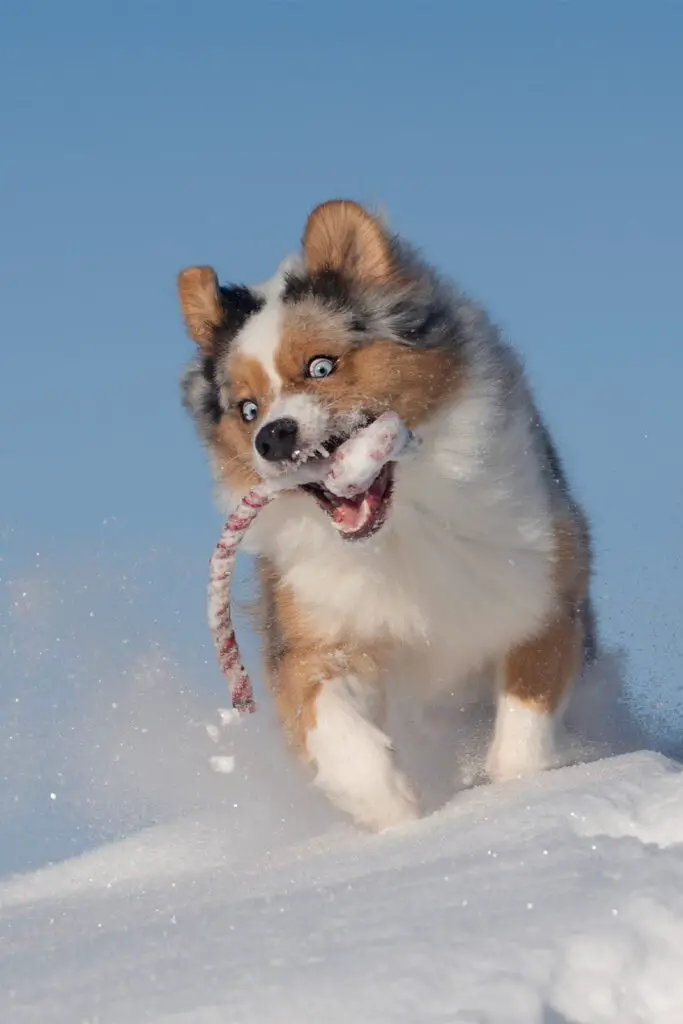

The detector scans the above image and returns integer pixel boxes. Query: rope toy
[208,411,420,714]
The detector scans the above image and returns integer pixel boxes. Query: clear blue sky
[1,1,681,870]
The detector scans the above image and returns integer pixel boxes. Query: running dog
[178,199,595,830]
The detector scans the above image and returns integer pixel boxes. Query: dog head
[179,200,465,541]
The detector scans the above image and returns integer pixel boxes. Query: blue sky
[1,1,681,870]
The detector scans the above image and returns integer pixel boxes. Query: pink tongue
[333,493,371,532]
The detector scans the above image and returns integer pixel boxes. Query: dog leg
[308,674,419,831]
[486,606,584,781]
[487,511,592,782]
[274,650,419,831]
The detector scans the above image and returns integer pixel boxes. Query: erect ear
[302,200,396,285]
[176,265,222,351]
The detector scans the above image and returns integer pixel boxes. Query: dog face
[179,200,465,540]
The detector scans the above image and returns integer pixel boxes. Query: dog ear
[177,266,223,350]
[302,200,396,285]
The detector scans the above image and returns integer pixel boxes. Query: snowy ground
[2,642,683,1024]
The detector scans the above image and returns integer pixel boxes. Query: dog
[177,199,596,831]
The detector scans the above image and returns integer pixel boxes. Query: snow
[2,647,683,1023]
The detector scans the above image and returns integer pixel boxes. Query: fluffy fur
[178,200,596,831]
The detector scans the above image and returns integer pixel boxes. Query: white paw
[486,695,557,782]
[328,770,420,833]
[486,740,555,782]
[308,675,420,832]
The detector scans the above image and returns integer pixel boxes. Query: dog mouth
[301,461,394,541]
[296,424,395,541]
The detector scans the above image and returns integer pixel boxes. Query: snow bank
[2,749,683,1023]
[3,551,682,1022]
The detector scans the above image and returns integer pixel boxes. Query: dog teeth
[291,444,331,466]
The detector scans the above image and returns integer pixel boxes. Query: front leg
[273,647,419,832]
[487,514,593,782]
[486,604,585,781]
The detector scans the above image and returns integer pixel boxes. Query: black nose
[255,417,299,462]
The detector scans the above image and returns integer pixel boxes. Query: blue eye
[307,356,337,380]
[239,399,258,423]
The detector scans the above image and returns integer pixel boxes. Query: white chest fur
[238,391,557,690]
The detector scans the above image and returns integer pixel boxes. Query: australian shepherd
[178,199,596,831]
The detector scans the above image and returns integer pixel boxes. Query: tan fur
[257,557,283,672]
[211,355,275,492]
[226,353,276,413]
[276,307,464,429]
[501,517,591,712]
[210,416,260,493]
[177,266,222,350]
[277,301,352,378]
[303,200,398,285]
[502,607,584,713]
[552,512,592,600]
[294,202,464,424]
[259,558,384,754]
[215,298,463,495]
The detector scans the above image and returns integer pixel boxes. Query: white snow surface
[3,650,683,1023]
